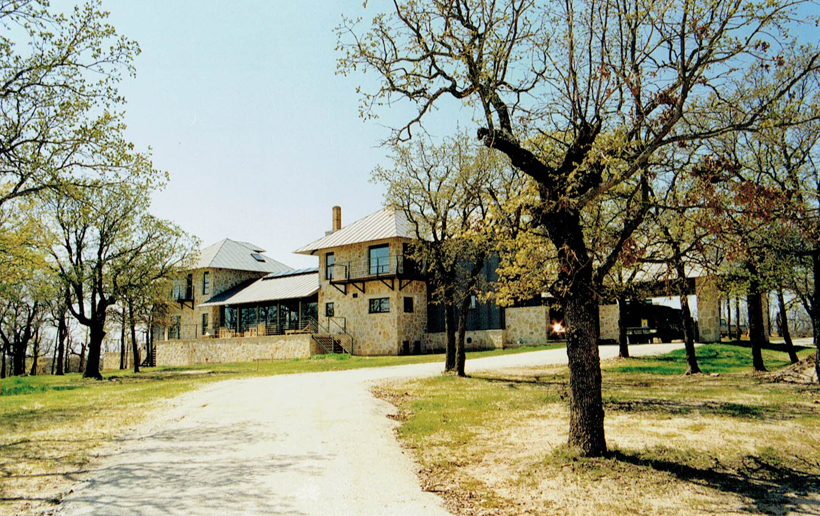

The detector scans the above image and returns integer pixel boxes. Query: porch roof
[198,268,319,307]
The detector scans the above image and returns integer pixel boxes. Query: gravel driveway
[57,343,682,516]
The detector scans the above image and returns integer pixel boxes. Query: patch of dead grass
[377,353,820,516]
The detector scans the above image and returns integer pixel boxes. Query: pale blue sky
[99,1,465,268]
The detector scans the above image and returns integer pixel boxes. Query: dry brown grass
[377,346,820,516]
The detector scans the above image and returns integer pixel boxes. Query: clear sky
[98,1,461,269]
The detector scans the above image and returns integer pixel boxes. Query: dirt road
[57,343,683,516]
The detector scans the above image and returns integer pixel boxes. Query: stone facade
[317,238,427,356]
[162,267,267,341]
[424,329,506,352]
[505,306,548,346]
[599,304,619,341]
[696,276,721,342]
[155,334,318,367]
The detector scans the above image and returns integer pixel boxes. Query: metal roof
[194,239,293,273]
[294,209,416,255]
[198,270,319,307]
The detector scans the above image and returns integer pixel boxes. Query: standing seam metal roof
[294,209,416,255]
[194,239,293,273]
[198,270,319,307]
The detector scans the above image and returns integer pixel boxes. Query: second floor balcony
[325,254,423,284]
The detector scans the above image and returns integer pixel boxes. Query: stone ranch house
[148,207,726,367]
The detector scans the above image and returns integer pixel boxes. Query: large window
[240,306,257,333]
[326,302,334,317]
[369,298,390,314]
[404,297,414,313]
[369,244,390,275]
[169,316,181,340]
[325,252,335,280]
[201,313,209,335]
[203,271,210,295]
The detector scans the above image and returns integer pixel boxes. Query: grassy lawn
[377,344,820,516]
[0,344,561,516]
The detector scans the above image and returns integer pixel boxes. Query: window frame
[325,302,335,317]
[201,312,209,335]
[202,271,210,295]
[403,296,414,313]
[325,252,335,280]
[368,244,390,275]
[369,297,390,314]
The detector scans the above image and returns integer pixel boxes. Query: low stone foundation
[423,329,506,353]
[155,334,319,367]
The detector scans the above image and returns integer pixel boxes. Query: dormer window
[251,252,265,262]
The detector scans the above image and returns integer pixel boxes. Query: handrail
[326,254,420,281]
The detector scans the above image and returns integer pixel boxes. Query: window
[404,297,414,313]
[202,313,209,335]
[169,316,181,340]
[202,271,210,295]
[326,302,335,317]
[369,244,390,275]
[251,252,266,262]
[325,252,335,280]
[369,297,390,314]
[470,294,477,309]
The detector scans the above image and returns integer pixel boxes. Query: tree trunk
[130,301,140,373]
[120,305,126,369]
[12,340,26,376]
[455,297,471,377]
[1,344,6,378]
[747,280,767,372]
[29,335,39,375]
[83,324,103,380]
[617,297,629,358]
[56,316,66,376]
[564,266,606,456]
[680,294,700,374]
[727,297,732,340]
[735,296,742,339]
[777,288,799,364]
[444,300,456,373]
[812,251,819,383]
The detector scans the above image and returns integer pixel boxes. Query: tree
[339,0,820,455]
[0,0,139,208]
[374,133,510,375]
[45,180,197,379]
[0,274,51,375]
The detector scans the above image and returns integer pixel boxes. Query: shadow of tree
[613,450,820,515]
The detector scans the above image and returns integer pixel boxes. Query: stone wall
[599,304,619,341]
[424,329,506,352]
[505,306,548,346]
[318,238,426,356]
[696,276,721,342]
[155,333,316,367]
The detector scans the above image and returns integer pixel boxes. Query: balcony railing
[325,254,421,282]
[162,317,320,341]
[171,284,193,302]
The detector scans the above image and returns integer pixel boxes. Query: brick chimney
[332,206,342,232]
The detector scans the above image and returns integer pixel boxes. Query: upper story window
[325,252,335,280]
[203,271,210,295]
[470,294,477,309]
[369,244,389,275]
[404,297,414,313]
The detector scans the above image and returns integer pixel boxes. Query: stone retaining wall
[423,329,506,353]
[155,334,317,367]
[505,306,548,346]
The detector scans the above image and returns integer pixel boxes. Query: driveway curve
[58,343,682,516]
